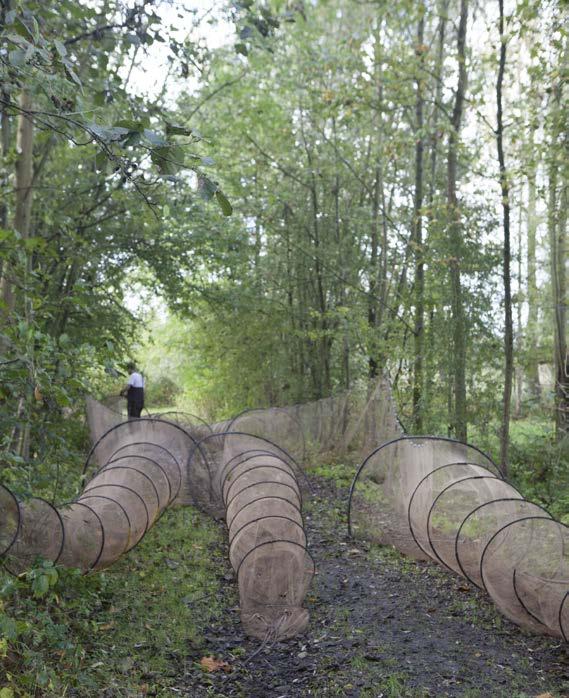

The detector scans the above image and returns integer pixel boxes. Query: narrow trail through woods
[180,478,569,697]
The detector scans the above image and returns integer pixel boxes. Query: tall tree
[446,0,469,441]
[547,35,568,441]
[497,0,513,473]
[412,4,426,431]
[526,133,541,400]
[0,92,34,320]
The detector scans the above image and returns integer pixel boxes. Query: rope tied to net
[244,610,291,664]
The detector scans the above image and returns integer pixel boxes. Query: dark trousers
[127,387,144,418]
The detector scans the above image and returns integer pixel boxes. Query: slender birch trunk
[447,0,469,442]
[497,0,513,474]
[412,6,426,432]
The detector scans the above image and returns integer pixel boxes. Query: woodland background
[0,1,567,694]
[1,0,567,478]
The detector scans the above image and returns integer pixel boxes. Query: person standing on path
[121,362,145,418]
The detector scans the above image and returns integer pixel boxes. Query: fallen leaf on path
[200,656,231,673]
[535,693,554,698]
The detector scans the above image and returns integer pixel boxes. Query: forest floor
[177,474,569,698]
[2,466,568,697]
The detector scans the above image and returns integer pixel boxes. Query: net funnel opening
[106,443,182,502]
[1,399,314,641]
[83,415,212,509]
[149,411,215,440]
[0,485,20,557]
[188,431,310,519]
[237,541,315,641]
[3,497,65,575]
[227,408,306,464]
[192,430,314,640]
[349,434,569,641]
[1,400,213,575]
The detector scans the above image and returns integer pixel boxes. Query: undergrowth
[311,418,569,523]
[0,506,227,697]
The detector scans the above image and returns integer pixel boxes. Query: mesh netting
[2,378,567,644]
[1,401,207,574]
[274,377,403,461]
[188,430,314,639]
[147,410,214,440]
[348,435,569,641]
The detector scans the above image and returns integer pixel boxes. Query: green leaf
[198,175,217,200]
[151,145,185,175]
[8,49,26,67]
[94,151,108,172]
[114,119,144,132]
[215,190,233,216]
[87,124,129,143]
[143,129,168,146]
[12,18,30,38]
[165,123,193,137]
[30,16,40,42]
[23,237,46,252]
[235,43,249,56]
[31,574,49,598]
[63,59,82,87]
[5,34,28,45]
[54,40,67,58]
[93,91,106,106]
[0,615,19,641]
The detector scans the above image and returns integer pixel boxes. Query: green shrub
[509,429,569,522]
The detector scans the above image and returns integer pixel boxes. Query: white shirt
[128,372,145,388]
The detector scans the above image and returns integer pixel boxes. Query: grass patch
[309,461,356,489]
[0,505,229,697]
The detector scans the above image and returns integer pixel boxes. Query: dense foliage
[0,1,567,693]
[152,0,567,453]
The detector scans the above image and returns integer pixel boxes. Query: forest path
[181,477,569,697]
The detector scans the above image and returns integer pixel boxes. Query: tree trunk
[424,0,449,420]
[446,0,469,442]
[0,91,34,320]
[497,0,513,474]
[368,166,380,379]
[412,6,426,432]
[526,160,541,399]
[548,118,568,441]
[547,35,568,442]
[368,24,386,380]
[553,185,568,440]
[514,186,523,418]
[0,0,11,241]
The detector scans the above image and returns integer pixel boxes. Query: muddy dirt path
[180,478,569,697]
